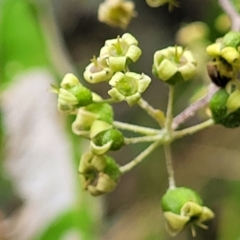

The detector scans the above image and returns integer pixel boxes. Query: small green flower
[83,56,114,83]
[79,152,120,196]
[209,88,240,128]
[72,101,114,137]
[55,73,93,113]
[152,46,197,85]
[161,187,214,237]
[99,33,142,71]
[98,0,136,29]
[108,72,151,106]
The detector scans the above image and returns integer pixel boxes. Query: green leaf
[0,0,50,86]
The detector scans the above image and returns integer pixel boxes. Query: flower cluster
[83,33,151,106]
[161,187,214,236]
[53,73,123,196]
[52,31,217,236]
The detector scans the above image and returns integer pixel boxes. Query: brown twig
[172,83,218,130]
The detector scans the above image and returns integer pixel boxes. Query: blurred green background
[1,0,240,240]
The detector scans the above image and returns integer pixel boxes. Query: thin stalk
[173,118,214,140]
[120,141,161,174]
[113,121,160,135]
[165,85,174,132]
[138,98,165,127]
[124,131,166,144]
[163,144,176,189]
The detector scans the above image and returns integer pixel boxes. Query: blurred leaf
[36,206,97,240]
[0,0,50,86]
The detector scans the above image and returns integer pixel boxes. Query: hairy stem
[113,121,160,135]
[138,98,165,127]
[165,85,174,132]
[163,144,176,189]
[173,118,214,139]
[120,141,161,174]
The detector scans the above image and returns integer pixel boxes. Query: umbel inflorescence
[52,31,240,236]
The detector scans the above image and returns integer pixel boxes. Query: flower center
[116,76,138,96]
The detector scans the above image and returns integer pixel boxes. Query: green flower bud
[161,187,214,236]
[98,0,136,29]
[79,152,120,196]
[108,72,151,106]
[56,73,93,113]
[83,57,113,84]
[152,46,197,85]
[94,128,124,151]
[99,33,142,71]
[209,88,240,128]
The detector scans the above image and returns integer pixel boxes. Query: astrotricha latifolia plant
[52,0,240,237]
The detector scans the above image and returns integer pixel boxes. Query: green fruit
[222,31,240,48]
[69,85,93,106]
[161,187,202,214]
[209,89,240,128]
[104,156,121,181]
[95,129,124,151]
[85,103,114,124]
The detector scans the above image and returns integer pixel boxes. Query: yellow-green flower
[98,0,136,29]
[54,73,93,113]
[83,56,114,84]
[108,72,151,106]
[161,187,214,236]
[99,33,142,71]
[206,31,240,87]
